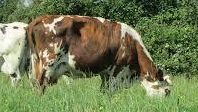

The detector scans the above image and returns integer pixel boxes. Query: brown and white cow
[27,15,172,97]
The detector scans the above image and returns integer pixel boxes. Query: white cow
[0,22,29,86]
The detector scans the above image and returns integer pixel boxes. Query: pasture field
[0,73,198,112]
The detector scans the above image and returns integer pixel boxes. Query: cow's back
[28,15,122,72]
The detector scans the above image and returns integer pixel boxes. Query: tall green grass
[0,73,197,112]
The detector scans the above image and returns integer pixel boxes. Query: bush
[136,17,198,76]
[0,0,19,22]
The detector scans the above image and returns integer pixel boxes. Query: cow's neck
[135,41,158,80]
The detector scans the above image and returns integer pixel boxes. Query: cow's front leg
[100,65,131,93]
[10,74,20,87]
[30,70,48,95]
[115,65,132,89]
[100,72,110,93]
[41,77,49,94]
[99,65,116,93]
[10,68,21,87]
[34,75,48,95]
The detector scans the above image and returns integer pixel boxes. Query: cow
[0,22,29,86]
[27,15,172,97]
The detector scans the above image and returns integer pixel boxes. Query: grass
[0,73,198,112]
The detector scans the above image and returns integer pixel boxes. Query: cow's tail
[27,15,49,58]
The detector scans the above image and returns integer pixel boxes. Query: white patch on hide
[42,49,50,69]
[119,22,153,61]
[30,53,36,79]
[43,16,64,35]
[49,43,53,47]
[39,51,42,57]
[121,51,125,58]
[65,15,74,18]
[43,49,49,60]
[39,58,42,76]
[75,15,88,18]
[54,41,62,54]
[68,52,76,69]
[94,17,106,23]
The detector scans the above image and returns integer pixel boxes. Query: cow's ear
[157,68,164,81]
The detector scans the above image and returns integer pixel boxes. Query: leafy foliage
[136,18,198,76]
[0,0,197,76]
[0,0,19,22]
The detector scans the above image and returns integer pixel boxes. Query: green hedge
[0,0,197,76]
[136,18,198,76]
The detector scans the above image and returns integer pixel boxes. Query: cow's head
[141,68,172,97]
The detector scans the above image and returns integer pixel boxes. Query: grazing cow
[27,15,172,97]
[0,22,29,86]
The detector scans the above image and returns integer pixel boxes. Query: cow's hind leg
[30,74,48,95]
[39,76,59,95]
[100,72,110,93]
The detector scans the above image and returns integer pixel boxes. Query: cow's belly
[69,49,113,73]
[45,53,84,79]
[45,43,115,79]
[46,52,110,79]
